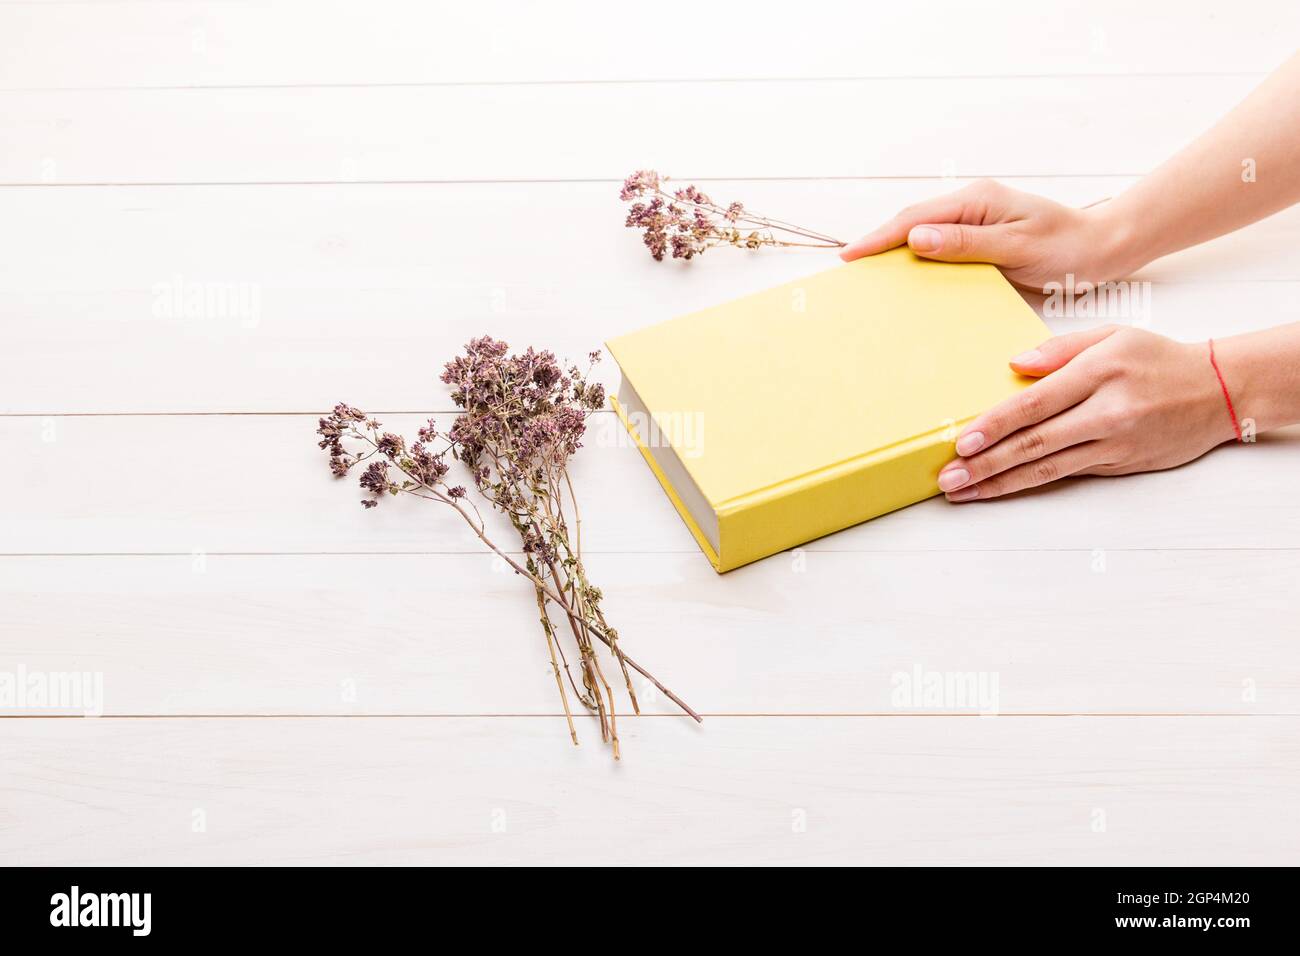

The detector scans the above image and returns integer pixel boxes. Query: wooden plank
[4,178,1299,415]
[0,75,1259,184]
[1,716,1295,865]
[2,1,1293,89]
[2,551,1296,716]
[8,278,1299,415]
[4,412,1299,554]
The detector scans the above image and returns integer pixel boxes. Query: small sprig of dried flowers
[318,337,699,759]
[620,169,845,261]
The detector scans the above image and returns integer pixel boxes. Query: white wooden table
[3,1,1298,866]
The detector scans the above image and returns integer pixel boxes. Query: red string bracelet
[1207,339,1243,442]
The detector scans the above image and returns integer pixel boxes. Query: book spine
[716,427,959,572]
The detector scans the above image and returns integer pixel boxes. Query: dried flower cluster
[620,169,844,261]
[317,337,699,758]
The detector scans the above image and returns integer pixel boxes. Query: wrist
[1082,199,1148,281]
[1209,330,1300,437]
[1203,339,1247,443]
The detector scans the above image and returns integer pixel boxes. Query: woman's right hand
[839,179,1137,290]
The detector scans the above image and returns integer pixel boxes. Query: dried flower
[315,338,699,758]
[620,169,844,261]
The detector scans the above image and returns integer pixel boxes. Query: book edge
[715,417,974,516]
[713,426,957,572]
[608,393,724,573]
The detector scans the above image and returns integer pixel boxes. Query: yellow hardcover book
[606,247,1050,573]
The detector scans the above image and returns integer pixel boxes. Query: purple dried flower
[312,337,701,754]
[619,170,843,261]
[620,169,660,201]
[376,432,404,458]
[359,460,392,497]
[407,442,449,486]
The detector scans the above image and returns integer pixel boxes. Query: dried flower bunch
[620,169,845,261]
[317,337,699,758]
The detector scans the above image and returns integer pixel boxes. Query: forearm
[1213,322,1300,435]
[1099,50,1300,276]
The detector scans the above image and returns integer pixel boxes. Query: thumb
[1009,325,1121,377]
[906,222,1018,264]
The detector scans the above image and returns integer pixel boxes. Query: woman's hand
[839,179,1138,289]
[937,326,1238,502]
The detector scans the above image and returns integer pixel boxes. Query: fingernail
[937,468,970,492]
[1011,349,1042,366]
[947,487,979,503]
[955,431,984,456]
[908,226,941,252]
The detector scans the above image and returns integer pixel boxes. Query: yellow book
[606,247,1050,573]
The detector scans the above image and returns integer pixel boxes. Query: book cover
[606,247,1051,572]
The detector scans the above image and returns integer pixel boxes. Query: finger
[1008,325,1121,377]
[945,443,1102,502]
[839,192,973,261]
[903,221,1024,264]
[953,367,1094,457]
[938,409,1100,493]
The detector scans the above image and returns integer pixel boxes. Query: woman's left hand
[938,326,1239,502]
